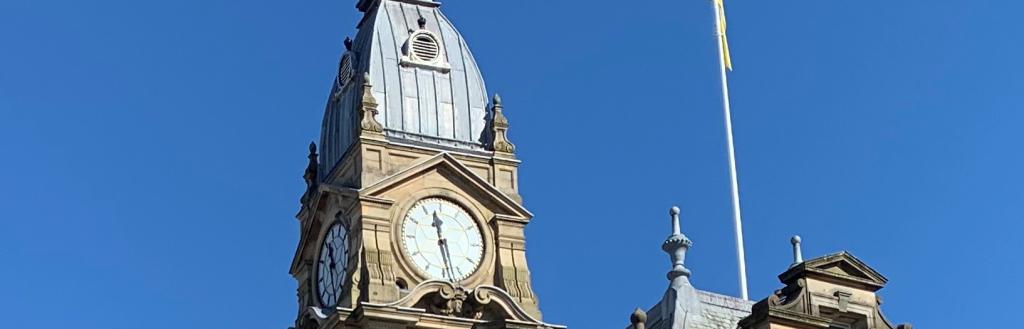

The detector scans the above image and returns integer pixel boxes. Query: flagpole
[712,0,749,301]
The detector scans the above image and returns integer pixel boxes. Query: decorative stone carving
[834,290,853,312]
[394,280,548,324]
[359,73,384,134]
[662,206,693,280]
[630,308,647,329]
[489,94,516,154]
[301,142,319,204]
[516,269,536,301]
[501,266,520,299]
[429,284,471,317]
[740,252,906,329]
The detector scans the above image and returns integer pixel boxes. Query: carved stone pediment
[376,280,550,325]
[359,152,532,220]
[780,252,888,291]
[740,252,905,329]
[303,282,563,329]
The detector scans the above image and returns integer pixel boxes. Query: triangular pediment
[359,152,532,220]
[780,252,888,290]
[820,261,871,280]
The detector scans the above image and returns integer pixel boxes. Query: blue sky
[1,0,1021,327]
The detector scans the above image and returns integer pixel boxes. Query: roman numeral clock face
[317,222,348,308]
[400,198,484,282]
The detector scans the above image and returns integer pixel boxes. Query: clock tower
[289,1,560,328]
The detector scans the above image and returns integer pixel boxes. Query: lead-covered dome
[320,0,490,174]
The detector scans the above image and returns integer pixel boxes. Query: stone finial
[304,142,319,185]
[790,235,803,268]
[670,206,681,235]
[489,93,516,154]
[630,308,647,329]
[359,73,384,134]
[344,37,353,51]
[418,16,427,28]
[301,142,319,204]
[662,206,693,281]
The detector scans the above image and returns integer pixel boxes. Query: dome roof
[320,0,490,174]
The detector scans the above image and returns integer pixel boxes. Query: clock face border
[399,197,484,282]
[315,220,349,308]
[389,189,496,287]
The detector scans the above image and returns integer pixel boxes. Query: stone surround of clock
[399,197,485,282]
[287,1,557,328]
[316,222,348,308]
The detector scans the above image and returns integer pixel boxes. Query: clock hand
[325,244,341,303]
[431,211,458,281]
[327,245,337,270]
[431,211,445,238]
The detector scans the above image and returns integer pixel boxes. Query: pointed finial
[630,308,647,329]
[418,16,427,28]
[790,235,803,267]
[662,206,693,281]
[305,142,318,171]
[489,93,515,154]
[344,37,353,51]
[301,142,320,203]
[359,73,384,134]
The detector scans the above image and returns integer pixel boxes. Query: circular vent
[410,32,440,62]
[336,53,354,86]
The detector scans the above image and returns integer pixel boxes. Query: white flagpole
[712,0,749,301]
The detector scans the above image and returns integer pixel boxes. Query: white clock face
[317,222,348,308]
[400,198,484,282]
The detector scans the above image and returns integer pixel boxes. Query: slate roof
[641,284,752,329]
[694,290,753,329]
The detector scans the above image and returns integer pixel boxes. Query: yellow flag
[714,0,733,71]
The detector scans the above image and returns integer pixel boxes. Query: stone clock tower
[289,1,560,328]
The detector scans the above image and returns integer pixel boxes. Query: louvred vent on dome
[410,32,440,62]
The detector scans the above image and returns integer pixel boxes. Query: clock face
[317,222,348,308]
[400,198,484,282]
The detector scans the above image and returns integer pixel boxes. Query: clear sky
[1,0,1021,328]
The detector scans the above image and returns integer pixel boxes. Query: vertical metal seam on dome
[431,8,456,140]
[454,21,472,142]
[375,3,399,131]
[423,7,442,137]
[402,3,424,136]
[373,19,388,127]
[412,5,427,136]
[382,3,406,132]
[319,100,330,180]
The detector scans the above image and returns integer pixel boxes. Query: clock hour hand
[431,211,445,239]
[431,211,458,281]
